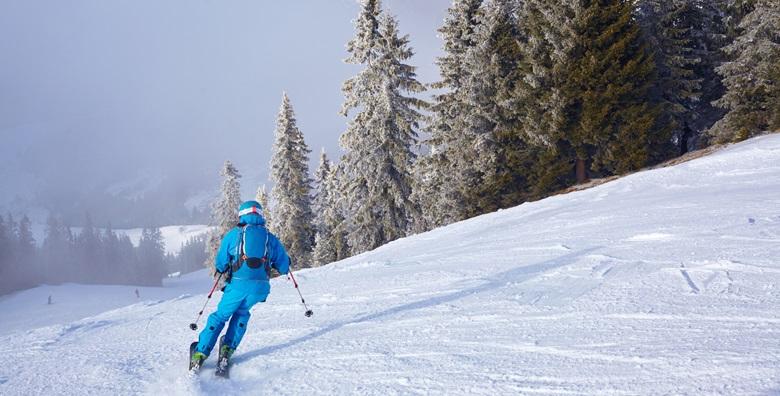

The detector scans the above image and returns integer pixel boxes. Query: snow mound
[2,134,780,395]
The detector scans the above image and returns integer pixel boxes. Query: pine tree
[101,223,120,283]
[255,185,272,228]
[312,150,332,238]
[416,0,484,229]
[2,214,23,292]
[711,0,780,141]
[0,216,11,293]
[0,214,40,291]
[346,0,383,65]
[637,0,727,154]
[63,225,78,283]
[32,215,66,286]
[419,0,535,224]
[509,0,579,195]
[556,0,668,181]
[17,215,35,256]
[436,0,500,221]
[138,227,166,286]
[17,215,37,286]
[312,150,337,266]
[313,163,349,265]
[175,235,207,274]
[339,3,425,255]
[460,0,534,215]
[5,214,17,266]
[269,93,315,268]
[76,213,101,284]
[206,160,242,277]
[115,233,136,284]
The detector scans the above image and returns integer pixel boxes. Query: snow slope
[0,272,212,337]
[2,135,780,395]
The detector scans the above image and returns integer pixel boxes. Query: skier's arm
[214,229,237,273]
[268,236,290,275]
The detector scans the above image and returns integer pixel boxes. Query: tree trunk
[680,124,693,156]
[575,158,588,184]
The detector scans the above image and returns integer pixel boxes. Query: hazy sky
[0,0,450,215]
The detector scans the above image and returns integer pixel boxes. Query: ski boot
[215,336,235,378]
[189,342,207,372]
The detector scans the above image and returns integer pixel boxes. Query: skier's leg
[223,292,267,351]
[222,308,251,351]
[196,287,246,356]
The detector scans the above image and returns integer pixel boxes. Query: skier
[135,289,140,299]
[190,200,291,376]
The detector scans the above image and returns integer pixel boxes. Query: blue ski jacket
[215,211,290,296]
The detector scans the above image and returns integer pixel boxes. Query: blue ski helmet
[238,200,263,217]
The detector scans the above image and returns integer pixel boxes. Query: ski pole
[288,270,313,317]
[189,272,225,331]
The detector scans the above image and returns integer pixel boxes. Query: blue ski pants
[196,279,270,356]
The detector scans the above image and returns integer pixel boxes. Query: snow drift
[2,134,780,395]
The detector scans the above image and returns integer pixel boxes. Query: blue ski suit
[195,211,290,356]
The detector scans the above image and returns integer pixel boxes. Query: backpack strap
[230,225,249,274]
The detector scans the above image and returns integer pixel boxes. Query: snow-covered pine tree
[346,0,383,65]
[637,0,727,154]
[255,184,272,230]
[312,229,335,267]
[339,2,425,255]
[312,150,332,239]
[205,160,242,279]
[509,0,580,196]
[269,93,315,268]
[515,0,576,140]
[415,0,483,230]
[454,0,531,216]
[311,150,336,266]
[315,163,349,264]
[723,0,759,36]
[711,0,780,141]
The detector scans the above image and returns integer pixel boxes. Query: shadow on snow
[234,246,601,365]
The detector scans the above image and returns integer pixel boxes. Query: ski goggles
[238,206,262,216]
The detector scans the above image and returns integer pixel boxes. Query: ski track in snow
[2,135,780,395]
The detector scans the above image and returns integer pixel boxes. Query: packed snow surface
[0,273,211,337]
[2,135,780,395]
